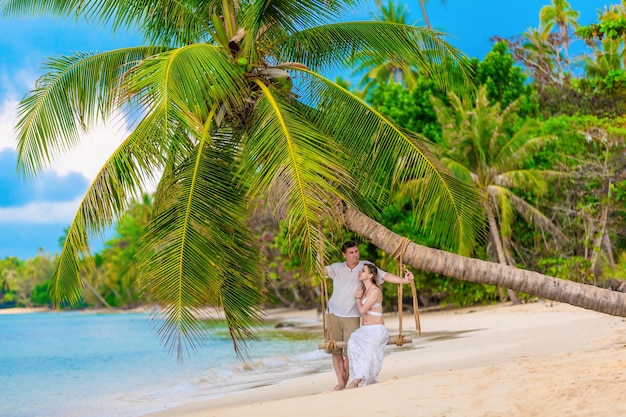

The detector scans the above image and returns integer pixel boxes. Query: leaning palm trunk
[343,206,626,317]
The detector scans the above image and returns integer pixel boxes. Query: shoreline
[142,301,626,417]
[0,307,52,315]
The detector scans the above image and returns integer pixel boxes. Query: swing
[317,237,421,351]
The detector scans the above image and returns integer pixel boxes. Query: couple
[325,240,413,390]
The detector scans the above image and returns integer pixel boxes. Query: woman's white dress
[347,323,388,387]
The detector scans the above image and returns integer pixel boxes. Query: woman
[346,263,404,389]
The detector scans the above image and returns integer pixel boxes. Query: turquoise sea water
[0,311,329,417]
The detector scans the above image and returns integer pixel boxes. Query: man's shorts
[325,313,360,355]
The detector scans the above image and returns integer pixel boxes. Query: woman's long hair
[364,263,382,290]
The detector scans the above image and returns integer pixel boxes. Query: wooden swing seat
[317,334,412,350]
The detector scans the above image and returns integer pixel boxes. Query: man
[324,240,413,391]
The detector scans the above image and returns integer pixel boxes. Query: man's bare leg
[332,353,346,390]
[343,355,349,386]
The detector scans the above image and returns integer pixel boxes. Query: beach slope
[145,301,626,417]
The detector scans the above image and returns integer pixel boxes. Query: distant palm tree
[580,38,625,78]
[430,86,567,303]
[580,1,626,78]
[519,26,563,85]
[356,1,421,95]
[539,0,580,77]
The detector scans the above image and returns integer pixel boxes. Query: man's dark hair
[341,240,358,253]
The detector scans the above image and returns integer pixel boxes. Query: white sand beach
[141,301,626,417]
[0,307,51,315]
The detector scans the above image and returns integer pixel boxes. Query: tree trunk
[417,0,432,29]
[342,206,626,317]
[486,207,521,305]
[81,277,112,309]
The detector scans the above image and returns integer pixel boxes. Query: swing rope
[390,237,421,345]
[320,274,337,352]
[318,234,336,352]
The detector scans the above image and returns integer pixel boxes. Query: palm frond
[239,81,350,277]
[50,107,170,307]
[49,217,92,308]
[15,47,166,178]
[497,133,555,171]
[276,21,471,90]
[123,43,249,131]
[242,0,361,37]
[1,0,214,46]
[440,157,474,185]
[141,133,264,362]
[489,184,514,238]
[496,168,567,196]
[492,186,567,241]
[294,69,484,254]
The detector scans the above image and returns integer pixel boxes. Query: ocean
[0,310,329,417]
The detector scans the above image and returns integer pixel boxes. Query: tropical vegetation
[2,0,626,359]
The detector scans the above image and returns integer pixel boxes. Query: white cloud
[0,96,19,151]
[1,95,131,180]
[0,197,81,224]
[0,96,144,225]
[48,117,130,179]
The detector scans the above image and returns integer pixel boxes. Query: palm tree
[580,38,625,79]
[2,0,478,359]
[539,0,580,79]
[516,27,562,86]
[430,86,567,304]
[580,2,626,78]
[355,1,421,96]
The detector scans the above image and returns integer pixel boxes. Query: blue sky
[0,1,604,259]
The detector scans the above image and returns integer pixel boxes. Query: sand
[140,301,626,417]
[0,307,51,314]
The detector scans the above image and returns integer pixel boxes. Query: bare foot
[345,380,361,389]
[333,384,345,391]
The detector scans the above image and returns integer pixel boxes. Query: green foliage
[605,252,626,279]
[255,216,320,309]
[377,196,499,308]
[417,275,500,308]
[538,115,626,168]
[520,114,626,279]
[93,195,153,308]
[537,256,593,283]
[532,115,596,169]
[2,291,15,304]
[577,69,626,91]
[470,41,539,117]
[577,17,626,40]
[0,254,55,308]
[368,80,445,142]
[367,41,539,144]
[30,280,51,306]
